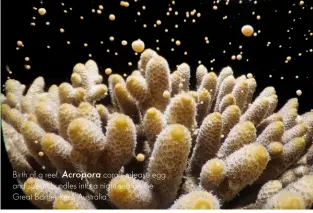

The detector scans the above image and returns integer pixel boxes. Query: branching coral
[2,49,313,209]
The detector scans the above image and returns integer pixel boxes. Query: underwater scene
[1,0,313,210]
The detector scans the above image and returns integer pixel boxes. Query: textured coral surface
[1,49,313,209]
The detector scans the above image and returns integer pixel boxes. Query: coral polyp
[1,49,313,209]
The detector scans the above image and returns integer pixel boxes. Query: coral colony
[2,48,313,209]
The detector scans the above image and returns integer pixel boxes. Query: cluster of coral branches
[1,49,313,209]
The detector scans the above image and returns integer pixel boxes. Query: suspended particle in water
[175,40,181,46]
[175,24,178,28]
[60,28,65,33]
[163,90,170,99]
[296,89,302,96]
[25,57,30,62]
[84,43,88,47]
[105,68,112,75]
[175,11,178,16]
[99,5,104,10]
[287,56,292,61]
[109,36,115,41]
[231,55,236,60]
[247,73,253,78]
[132,39,145,53]
[46,22,50,25]
[25,65,31,70]
[206,40,209,44]
[97,10,102,15]
[213,5,218,10]
[38,8,46,16]
[121,40,128,46]
[192,19,196,23]
[237,54,243,60]
[67,41,71,45]
[31,22,36,26]
[165,29,168,33]
[142,6,146,10]
[137,12,141,16]
[241,25,254,37]
[143,24,147,28]
[17,41,23,47]
[299,1,304,6]
[128,62,132,66]
[109,14,116,21]
[136,153,145,162]
[92,9,95,13]
[197,13,201,18]
[184,51,188,55]
[156,20,161,25]
[257,15,261,20]
[120,1,129,7]
[80,16,84,20]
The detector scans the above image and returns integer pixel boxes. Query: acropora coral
[1,49,313,209]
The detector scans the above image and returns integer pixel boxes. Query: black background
[1,0,313,209]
